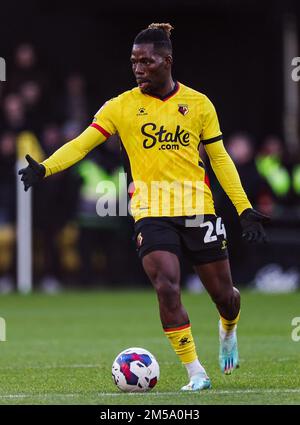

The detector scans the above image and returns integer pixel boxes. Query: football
[112,347,160,392]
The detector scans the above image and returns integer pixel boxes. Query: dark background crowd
[0,0,300,292]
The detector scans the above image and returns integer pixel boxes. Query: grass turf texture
[0,290,300,405]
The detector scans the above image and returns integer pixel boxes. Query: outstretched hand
[18,154,46,191]
[239,208,270,243]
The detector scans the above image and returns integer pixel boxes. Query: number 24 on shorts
[200,217,226,243]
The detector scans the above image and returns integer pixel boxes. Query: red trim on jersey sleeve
[128,181,135,199]
[204,172,211,188]
[90,123,111,138]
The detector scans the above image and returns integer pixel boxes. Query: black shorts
[133,215,228,265]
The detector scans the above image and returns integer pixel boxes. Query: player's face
[131,43,172,94]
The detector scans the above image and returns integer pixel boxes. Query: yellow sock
[164,323,198,364]
[220,310,240,332]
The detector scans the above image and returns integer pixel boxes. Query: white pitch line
[97,389,300,396]
[0,364,100,370]
[1,388,300,399]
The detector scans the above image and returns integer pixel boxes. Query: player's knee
[154,274,180,305]
[210,289,234,309]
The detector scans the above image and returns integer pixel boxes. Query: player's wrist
[40,162,50,178]
[239,208,253,219]
[38,163,46,178]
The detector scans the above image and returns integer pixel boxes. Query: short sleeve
[200,95,223,145]
[90,97,121,138]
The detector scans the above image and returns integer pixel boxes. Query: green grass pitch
[0,289,300,405]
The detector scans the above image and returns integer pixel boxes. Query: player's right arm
[18,97,119,191]
[18,125,108,191]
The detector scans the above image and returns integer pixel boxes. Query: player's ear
[165,54,173,68]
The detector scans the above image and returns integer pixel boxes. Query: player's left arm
[204,140,252,215]
[205,141,269,242]
[202,95,269,242]
[200,95,250,214]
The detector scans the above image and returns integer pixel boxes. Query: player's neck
[149,78,176,99]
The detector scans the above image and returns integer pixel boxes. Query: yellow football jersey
[92,82,222,221]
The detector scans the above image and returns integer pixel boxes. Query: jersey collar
[145,81,180,102]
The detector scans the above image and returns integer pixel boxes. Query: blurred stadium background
[0,0,300,294]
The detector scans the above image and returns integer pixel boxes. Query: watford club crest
[178,104,189,116]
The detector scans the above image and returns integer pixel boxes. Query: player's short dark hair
[134,23,174,53]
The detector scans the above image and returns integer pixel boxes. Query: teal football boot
[180,372,212,391]
[219,321,240,374]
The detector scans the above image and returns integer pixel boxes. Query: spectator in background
[1,94,27,133]
[8,43,50,135]
[0,132,16,292]
[255,135,297,215]
[59,73,89,128]
[10,43,43,91]
[19,80,45,135]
